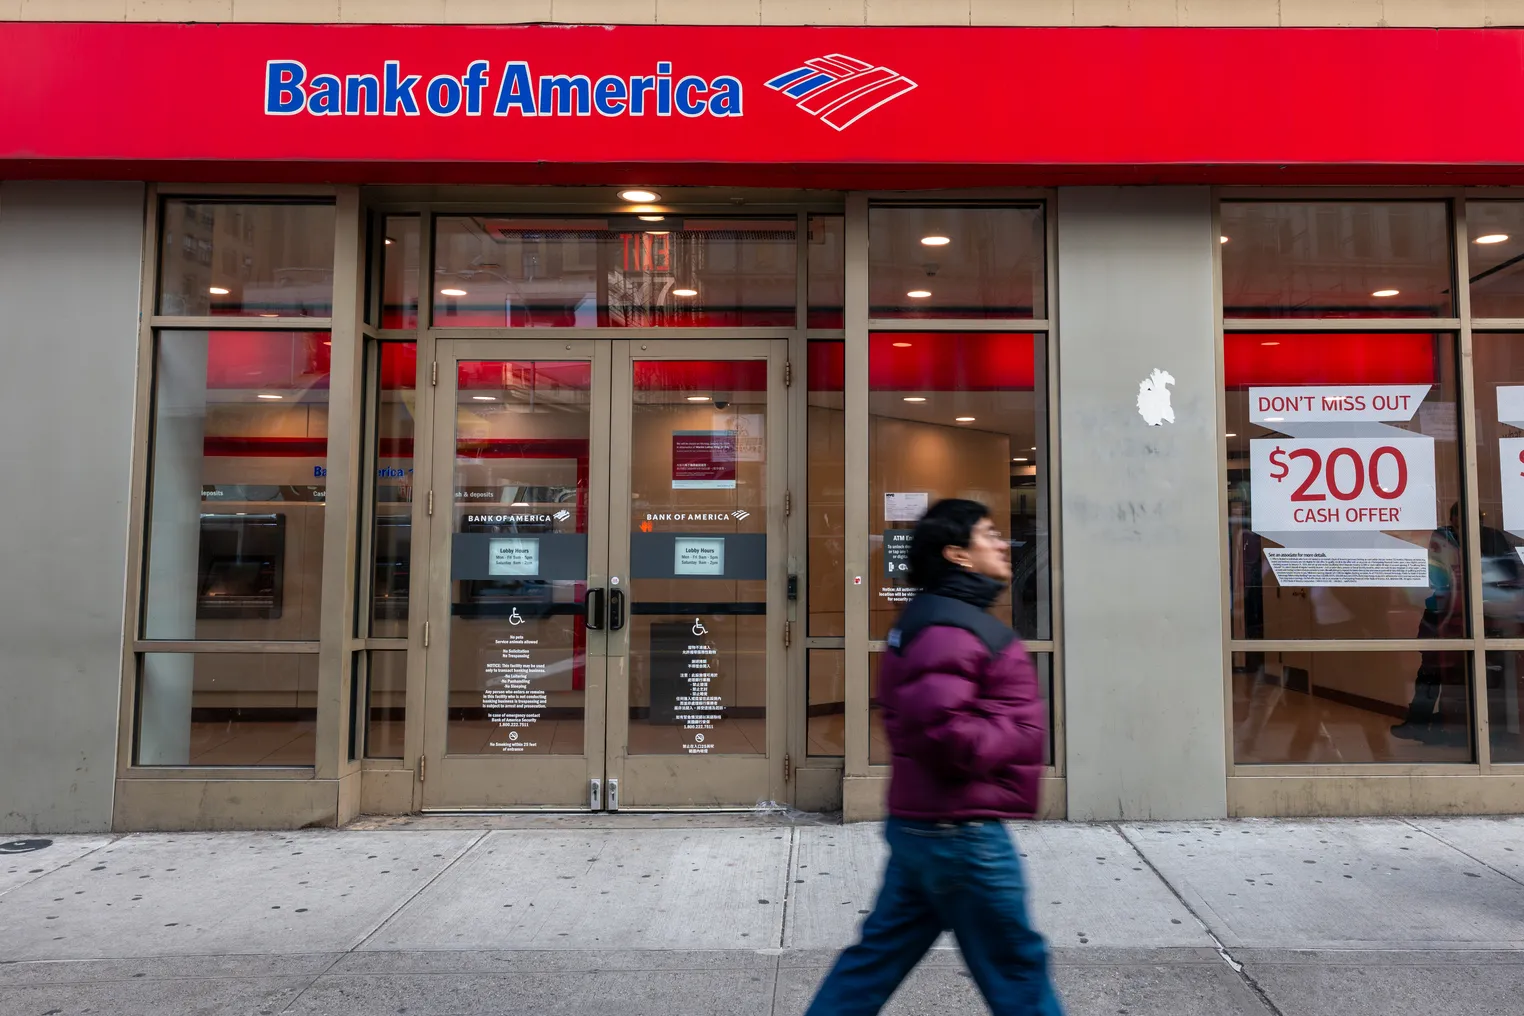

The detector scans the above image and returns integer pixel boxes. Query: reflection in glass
[366,649,407,759]
[627,360,767,756]
[1485,652,1524,763]
[808,214,845,328]
[1225,333,1465,640]
[1467,334,1524,639]
[808,649,844,757]
[1467,202,1524,318]
[136,652,317,766]
[1234,651,1472,763]
[866,333,1051,641]
[809,340,845,637]
[158,201,336,318]
[381,215,420,329]
[433,217,796,327]
[447,362,590,755]
[868,206,1045,319]
[142,331,330,642]
[1221,201,1453,319]
[370,342,417,637]
[870,653,1052,766]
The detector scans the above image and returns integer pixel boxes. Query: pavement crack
[776,826,799,950]
[1114,824,1287,1016]
[1403,819,1524,889]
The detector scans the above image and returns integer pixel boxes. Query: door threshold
[350,808,839,830]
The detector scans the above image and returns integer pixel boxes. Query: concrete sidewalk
[1,815,1522,1015]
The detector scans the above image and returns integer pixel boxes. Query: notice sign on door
[672,430,737,489]
[674,537,726,576]
[487,537,540,577]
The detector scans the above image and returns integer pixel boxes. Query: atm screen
[197,514,286,619]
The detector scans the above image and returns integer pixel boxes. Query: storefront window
[808,649,845,757]
[808,214,845,328]
[136,652,317,766]
[142,330,331,642]
[381,215,420,330]
[867,332,1052,642]
[369,341,417,638]
[366,649,407,759]
[158,201,335,318]
[868,206,1045,320]
[432,216,796,327]
[1225,332,1465,641]
[808,341,845,637]
[1221,201,1453,319]
[1234,651,1472,764]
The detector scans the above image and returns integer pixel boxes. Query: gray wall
[0,182,145,833]
[1056,187,1228,820]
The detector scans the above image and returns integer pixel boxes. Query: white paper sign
[1249,385,1429,424]
[488,538,540,577]
[1250,436,1436,533]
[884,492,928,523]
[674,538,725,576]
[1263,547,1429,588]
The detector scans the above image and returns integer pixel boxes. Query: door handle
[584,587,605,630]
[608,588,626,631]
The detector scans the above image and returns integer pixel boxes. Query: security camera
[713,399,730,410]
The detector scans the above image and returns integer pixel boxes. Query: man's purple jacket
[879,591,1048,820]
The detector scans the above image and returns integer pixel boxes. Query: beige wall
[11,0,1524,28]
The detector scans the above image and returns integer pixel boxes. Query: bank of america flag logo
[730,509,751,521]
[765,55,917,131]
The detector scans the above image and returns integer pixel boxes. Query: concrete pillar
[1056,187,1228,820]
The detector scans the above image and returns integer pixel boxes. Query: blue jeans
[804,819,1064,1016]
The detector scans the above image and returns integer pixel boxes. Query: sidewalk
[1,814,1522,1015]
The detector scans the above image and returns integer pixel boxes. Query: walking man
[805,498,1063,1015]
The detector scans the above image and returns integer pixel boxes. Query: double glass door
[422,339,788,809]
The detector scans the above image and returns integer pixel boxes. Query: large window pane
[808,214,845,329]
[868,206,1045,320]
[366,649,407,759]
[1468,333,1524,639]
[808,340,845,637]
[1467,202,1524,318]
[158,201,335,318]
[433,216,795,327]
[868,332,1051,641]
[1221,201,1453,319]
[1225,333,1465,640]
[808,649,844,757]
[142,331,330,642]
[370,341,417,637]
[136,652,316,766]
[1234,651,1472,763]
[1485,651,1524,763]
[381,215,420,330]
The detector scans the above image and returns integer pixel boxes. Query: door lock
[608,588,626,631]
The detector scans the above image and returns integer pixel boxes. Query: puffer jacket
[880,588,1048,821]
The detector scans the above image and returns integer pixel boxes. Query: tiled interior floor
[188,720,316,766]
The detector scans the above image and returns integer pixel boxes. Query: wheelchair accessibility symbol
[508,608,525,626]
[692,618,707,637]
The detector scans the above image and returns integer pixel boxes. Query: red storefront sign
[7,23,1524,184]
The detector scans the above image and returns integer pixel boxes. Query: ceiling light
[1372,289,1399,298]
[440,288,468,297]
[638,215,665,222]
[257,393,283,400]
[384,237,394,245]
[1012,457,1028,462]
[472,395,496,401]
[673,288,698,297]
[511,502,530,507]
[920,235,950,247]
[1030,446,1037,451]
[619,189,660,203]
[322,340,331,346]
[1220,236,1229,244]
[1476,233,1509,244]
[209,286,230,295]
[955,416,976,423]
[646,230,671,236]
[687,395,711,402]
[1226,433,1237,438]
[906,290,932,299]
[903,396,926,403]
[1260,341,1280,346]
[259,313,279,318]
[892,342,913,348]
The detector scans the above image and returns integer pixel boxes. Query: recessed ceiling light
[920,235,950,246]
[1372,289,1400,298]
[209,286,230,295]
[673,288,698,297]
[1226,433,1237,438]
[1030,446,1037,451]
[472,395,496,401]
[903,396,926,403]
[384,237,394,245]
[1260,341,1280,346]
[259,313,279,318]
[646,230,671,236]
[906,290,932,299]
[687,395,711,402]
[440,288,467,297]
[322,340,331,346]
[1012,457,1028,462]
[1476,233,1510,244]
[892,341,913,348]
[955,416,976,423]
[638,215,665,222]
[257,393,283,400]
[619,189,660,203]
[1220,236,1230,244]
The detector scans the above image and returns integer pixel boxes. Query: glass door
[422,340,612,808]
[604,341,789,808]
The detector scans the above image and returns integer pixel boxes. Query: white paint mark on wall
[1137,369,1176,426]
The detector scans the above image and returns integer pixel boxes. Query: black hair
[907,498,991,589]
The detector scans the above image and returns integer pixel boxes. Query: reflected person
[803,499,1063,1016]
